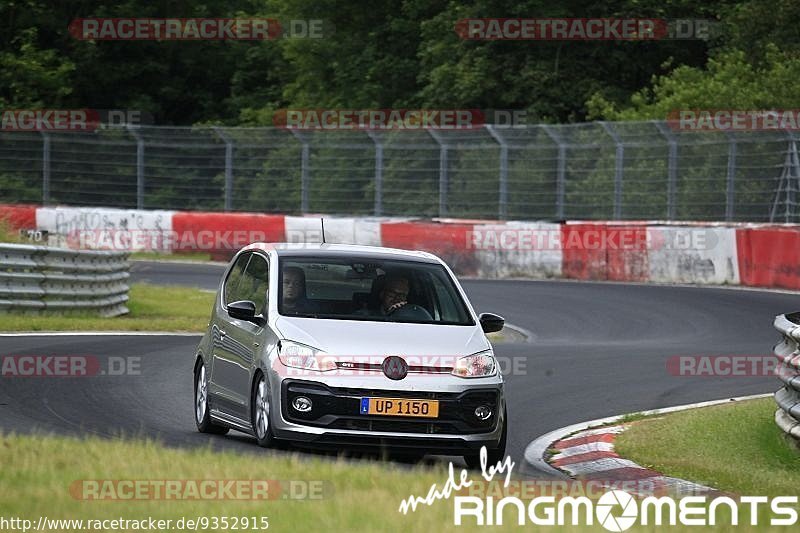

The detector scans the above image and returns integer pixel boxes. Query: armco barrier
[0,244,130,317]
[773,312,800,445]
[737,227,800,290]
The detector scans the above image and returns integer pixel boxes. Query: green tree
[588,46,800,120]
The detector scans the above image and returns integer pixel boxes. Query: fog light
[474,405,492,420]
[292,396,312,412]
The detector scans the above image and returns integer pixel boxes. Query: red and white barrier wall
[2,205,798,290]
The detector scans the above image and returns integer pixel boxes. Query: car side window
[224,252,251,306]
[430,271,461,322]
[240,254,269,315]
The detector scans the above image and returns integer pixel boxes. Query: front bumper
[269,378,505,453]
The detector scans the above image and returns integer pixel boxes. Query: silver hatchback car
[193,243,507,466]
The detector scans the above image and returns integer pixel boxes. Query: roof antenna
[320,217,326,244]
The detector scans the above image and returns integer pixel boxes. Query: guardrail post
[127,126,145,210]
[427,129,448,217]
[290,130,310,214]
[41,132,51,205]
[213,127,235,211]
[725,132,737,221]
[654,121,678,220]
[366,131,383,216]
[542,125,566,220]
[771,131,800,223]
[485,125,508,220]
[600,122,624,220]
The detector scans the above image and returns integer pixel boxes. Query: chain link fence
[1,121,798,222]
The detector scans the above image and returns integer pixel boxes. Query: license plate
[360,397,439,418]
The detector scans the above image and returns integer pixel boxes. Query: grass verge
[0,284,213,332]
[615,398,800,496]
[1,430,784,533]
[0,432,486,533]
[0,219,23,243]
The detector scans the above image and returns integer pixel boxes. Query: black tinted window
[278,256,474,325]
[240,254,269,314]
[224,252,251,306]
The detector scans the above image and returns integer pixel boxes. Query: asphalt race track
[1,260,797,474]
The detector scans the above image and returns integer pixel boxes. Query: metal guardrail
[0,244,130,317]
[774,312,800,444]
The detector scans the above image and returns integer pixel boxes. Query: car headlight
[278,340,335,372]
[451,350,497,378]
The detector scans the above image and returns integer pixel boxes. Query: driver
[360,274,432,320]
[281,266,319,314]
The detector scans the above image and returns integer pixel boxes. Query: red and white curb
[523,394,772,496]
[549,424,717,497]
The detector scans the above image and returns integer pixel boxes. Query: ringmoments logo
[452,490,798,528]
[398,453,798,529]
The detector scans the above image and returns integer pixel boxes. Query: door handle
[219,329,227,338]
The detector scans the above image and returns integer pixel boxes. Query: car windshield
[278,256,474,325]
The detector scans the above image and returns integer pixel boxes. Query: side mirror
[479,312,505,334]
[227,300,257,321]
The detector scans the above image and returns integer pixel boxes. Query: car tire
[194,361,229,435]
[251,372,277,448]
[463,408,507,469]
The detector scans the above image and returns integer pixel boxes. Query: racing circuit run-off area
[2,2,800,532]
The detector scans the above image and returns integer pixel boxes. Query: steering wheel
[387,302,433,321]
